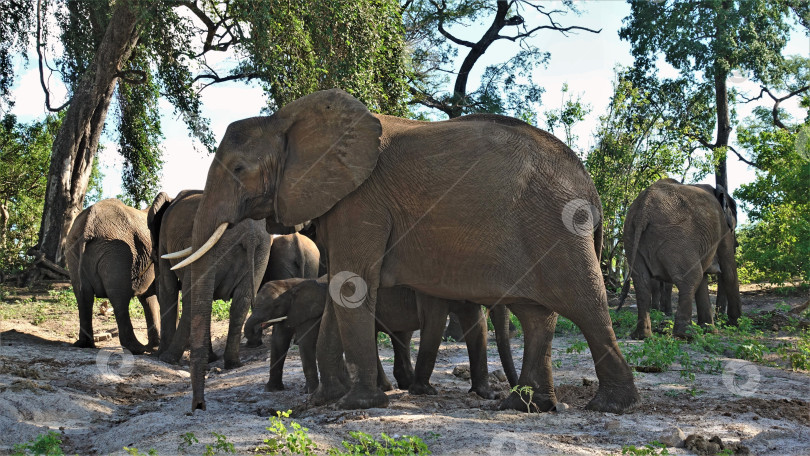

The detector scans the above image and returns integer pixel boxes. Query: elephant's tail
[616,209,647,311]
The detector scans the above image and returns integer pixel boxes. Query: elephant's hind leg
[672,271,702,338]
[631,270,654,340]
[109,290,147,355]
[499,302,556,412]
[74,287,96,349]
[139,295,161,349]
[695,275,714,328]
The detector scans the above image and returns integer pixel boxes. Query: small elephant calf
[245,277,508,398]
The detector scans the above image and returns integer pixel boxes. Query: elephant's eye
[233,165,244,174]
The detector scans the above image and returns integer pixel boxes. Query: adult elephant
[65,199,160,354]
[245,277,516,397]
[147,190,272,368]
[172,89,639,414]
[622,178,740,339]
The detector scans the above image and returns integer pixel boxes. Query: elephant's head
[692,183,739,247]
[245,278,327,347]
[172,89,382,270]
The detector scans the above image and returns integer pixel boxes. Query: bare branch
[497,23,602,41]
[431,0,476,48]
[36,0,70,112]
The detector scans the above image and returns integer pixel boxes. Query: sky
[6,1,809,221]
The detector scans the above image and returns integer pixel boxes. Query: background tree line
[0,0,807,287]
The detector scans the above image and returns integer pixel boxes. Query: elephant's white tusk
[266,316,287,324]
[162,247,192,259]
[170,223,228,271]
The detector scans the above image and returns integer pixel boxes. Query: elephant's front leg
[333,283,388,409]
[266,323,294,391]
[454,303,495,399]
[409,294,450,396]
[661,282,673,316]
[139,294,161,349]
[222,285,253,369]
[389,330,414,390]
[499,302,557,412]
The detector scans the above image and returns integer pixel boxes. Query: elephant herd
[64,89,741,416]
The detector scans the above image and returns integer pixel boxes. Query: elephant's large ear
[713,185,736,230]
[286,281,328,328]
[273,89,382,226]
[147,192,173,255]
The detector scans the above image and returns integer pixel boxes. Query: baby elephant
[245,277,501,398]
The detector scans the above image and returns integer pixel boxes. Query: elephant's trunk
[189,260,215,412]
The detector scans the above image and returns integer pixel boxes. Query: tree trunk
[37,0,142,265]
[713,68,731,191]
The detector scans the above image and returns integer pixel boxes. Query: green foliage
[778,331,810,371]
[565,340,589,354]
[0,114,60,274]
[329,431,430,456]
[544,83,591,149]
[232,0,410,117]
[377,332,392,348]
[621,441,670,455]
[0,0,33,104]
[12,431,64,456]
[734,107,810,284]
[623,334,685,372]
[212,300,231,321]
[258,410,318,456]
[555,316,580,335]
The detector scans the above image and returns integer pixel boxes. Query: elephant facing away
[244,277,516,398]
[147,190,271,368]
[65,199,160,354]
[174,89,639,414]
[623,178,741,339]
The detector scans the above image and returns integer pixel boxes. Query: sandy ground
[0,283,808,455]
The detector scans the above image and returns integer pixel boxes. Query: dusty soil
[1,282,808,455]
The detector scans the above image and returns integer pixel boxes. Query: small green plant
[624,334,684,372]
[509,385,536,413]
[555,316,579,335]
[123,448,158,456]
[621,441,670,455]
[258,410,317,456]
[204,433,235,455]
[509,312,523,338]
[179,432,199,452]
[12,432,64,456]
[329,431,430,455]
[565,339,589,354]
[212,299,231,321]
[377,332,392,348]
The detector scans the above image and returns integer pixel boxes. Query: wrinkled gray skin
[183,89,638,413]
[147,191,271,368]
[65,199,160,354]
[245,278,512,398]
[623,179,740,339]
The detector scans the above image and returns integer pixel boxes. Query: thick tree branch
[431,0,476,47]
[115,69,147,84]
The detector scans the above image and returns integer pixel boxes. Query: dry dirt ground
[1,282,808,455]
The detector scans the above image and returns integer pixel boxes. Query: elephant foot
[245,339,263,349]
[310,381,349,406]
[408,382,438,396]
[378,380,394,392]
[498,389,555,413]
[122,342,148,356]
[159,351,182,365]
[223,359,242,370]
[264,380,285,392]
[305,381,319,394]
[73,339,96,349]
[469,384,496,400]
[208,350,219,363]
[631,327,652,340]
[336,386,389,410]
[585,382,640,414]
